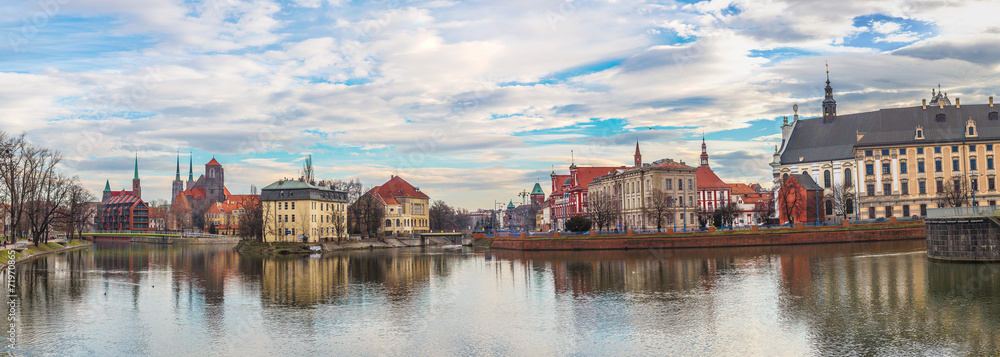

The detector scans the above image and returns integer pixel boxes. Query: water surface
[6,240,1000,356]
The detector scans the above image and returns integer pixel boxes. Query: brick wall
[489,226,926,251]
[926,218,1000,261]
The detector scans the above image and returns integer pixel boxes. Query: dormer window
[967,119,978,138]
[990,112,998,121]
[936,113,946,122]
[915,126,924,140]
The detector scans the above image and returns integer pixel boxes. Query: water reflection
[8,240,1000,355]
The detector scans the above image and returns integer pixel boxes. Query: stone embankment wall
[487,226,926,251]
[926,217,1000,261]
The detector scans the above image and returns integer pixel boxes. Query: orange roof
[371,176,428,205]
[741,193,773,204]
[729,183,757,195]
[657,161,692,169]
[573,167,619,188]
[207,200,240,214]
[206,158,221,166]
[696,166,730,189]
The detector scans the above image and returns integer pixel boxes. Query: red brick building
[97,156,151,231]
[547,161,621,230]
[696,139,732,216]
[779,173,824,224]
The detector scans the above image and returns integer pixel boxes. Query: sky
[2,0,999,210]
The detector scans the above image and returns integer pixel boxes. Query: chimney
[940,100,944,109]
[991,96,994,108]
[922,99,927,110]
[956,98,960,108]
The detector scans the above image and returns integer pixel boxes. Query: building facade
[773,75,1000,220]
[588,143,698,230]
[696,139,732,219]
[97,156,150,232]
[261,180,348,242]
[366,176,430,235]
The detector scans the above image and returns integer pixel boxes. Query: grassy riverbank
[3,239,92,263]
[507,221,924,240]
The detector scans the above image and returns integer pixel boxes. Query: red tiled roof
[696,166,730,189]
[741,193,773,204]
[207,200,240,214]
[657,161,692,169]
[370,176,428,205]
[574,167,619,188]
[206,158,221,166]
[729,183,757,195]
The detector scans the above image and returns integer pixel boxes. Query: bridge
[419,232,469,245]
[80,232,239,245]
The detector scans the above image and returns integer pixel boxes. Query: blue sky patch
[843,14,935,52]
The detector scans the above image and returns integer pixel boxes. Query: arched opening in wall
[823,170,831,188]
[845,199,854,214]
[385,219,392,227]
[210,168,215,178]
[844,168,852,186]
[825,200,833,215]
[782,173,789,182]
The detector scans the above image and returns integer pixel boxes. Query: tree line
[1,131,96,246]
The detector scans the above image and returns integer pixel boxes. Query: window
[823,170,831,188]
[665,179,672,190]
[992,200,997,206]
[688,179,693,191]
[936,179,944,193]
[882,149,890,156]
[935,160,942,172]
[284,202,288,210]
[900,162,907,174]
[989,144,994,151]
[937,113,947,122]
[903,205,910,217]
[284,215,288,223]
[952,145,959,153]
[919,181,926,194]
[972,178,979,191]
[971,145,977,151]
[970,127,976,136]
[935,147,941,153]
[845,199,854,214]
[991,177,996,191]
[901,182,909,195]
[917,148,924,154]
[991,112,999,121]
[971,158,978,171]
[916,129,924,138]
[920,204,927,216]
[990,158,995,169]
[825,200,833,215]
[882,162,891,174]
[899,148,906,155]
[866,163,874,175]
[883,183,892,196]
[865,150,873,157]
[868,207,876,219]
[918,161,925,173]
[953,159,960,171]
[844,168,852,186]
[280,190,284,197]
[291,215,295,222]
[954,179,962,191]
[885,206,893,218]
[866,184,875,197]
[291,202,295,209]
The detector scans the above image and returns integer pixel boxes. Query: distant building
[589,142,697,230]
[171,157,234,231]
[97,157,150,231]
[547,155,623,230]
[362,175,430,235]
[261,179,348,242]
[696,138,732,218]
[729,183,773,226]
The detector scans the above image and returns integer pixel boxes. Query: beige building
[367,175,430,235]
[588,147,698,230]
[261,179,348,242]
[774,79,1000,219]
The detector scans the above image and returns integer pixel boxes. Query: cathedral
[170,154,232,229]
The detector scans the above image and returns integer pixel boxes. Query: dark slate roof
[780,111,876,164]
[792,173,822,191]
[260,180,347,202]
[781,103,1000,164]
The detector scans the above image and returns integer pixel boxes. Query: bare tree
[825,181,855,220]
[779,179,807,225]
[62,182,97,241]
[717,201,740,227]
[587,192,620,232]
[642,189,675,232]
[429,200,453,231]
[0,132,30,241]
[937,178,970,208]
[350,190,385,239]
[190,199,212,232]
[753,198,775,225]
[332,213,345,242]
[301,155,315,183]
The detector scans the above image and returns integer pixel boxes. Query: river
[5,240,1000,356]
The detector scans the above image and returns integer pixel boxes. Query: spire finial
[571,150,575,165]
[133,153,139,180]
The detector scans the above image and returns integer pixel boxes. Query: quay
[926,206,1000,262]
[480,220,925,251]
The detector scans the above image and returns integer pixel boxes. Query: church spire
[700,136,709,167]
[104,180,111,192]
[823,62,837,123]
[634,140,642,167]
[175,151,181,181]
[188,152,194,182]
[133,154,139,180]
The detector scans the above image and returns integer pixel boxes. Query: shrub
[564,216,592,232]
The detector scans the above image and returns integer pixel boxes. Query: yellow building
[261,179,348,242]
[774,79,1000,219]
[366,175,430,235]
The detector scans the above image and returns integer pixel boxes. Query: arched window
[396,219,401,227]
[844,168,852,186]
[970,126,976,135]
[385,219,392,227]
[210,168,215,178]
[825,200,833,215]
[782,173,789,182]
[823,170,832,188]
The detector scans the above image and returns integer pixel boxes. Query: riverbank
[484,222,926,251]
[234,236,459,254]
[2,240,92,264]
